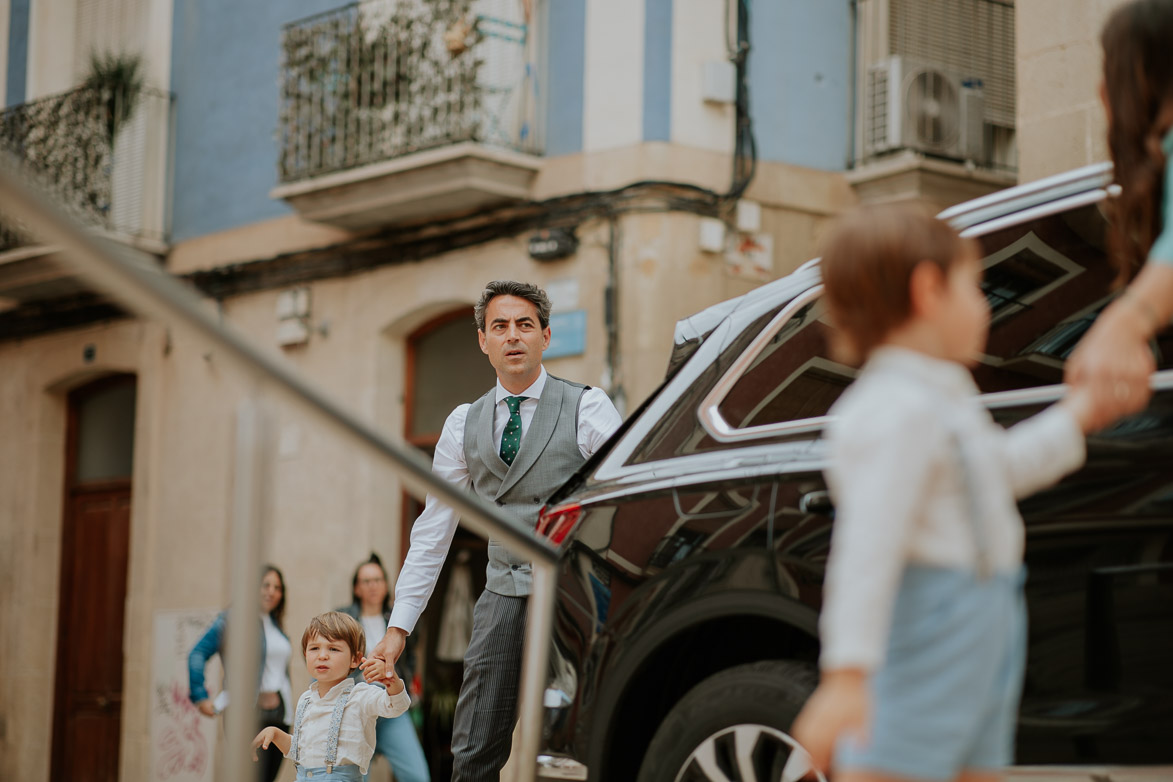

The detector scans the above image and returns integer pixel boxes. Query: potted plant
[82,52,144,144]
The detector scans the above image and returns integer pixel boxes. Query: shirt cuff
[818,645,881,674]
[388,603,420,635]
[382,687,412,718]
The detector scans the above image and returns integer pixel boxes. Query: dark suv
[536,164,1173,782]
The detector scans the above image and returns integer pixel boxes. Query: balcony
[0,84,172,310]
[271,0,542,229]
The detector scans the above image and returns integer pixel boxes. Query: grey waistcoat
[464,375,588,596]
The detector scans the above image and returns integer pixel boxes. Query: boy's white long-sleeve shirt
[818,347,1086,673]
[286,679,411,774]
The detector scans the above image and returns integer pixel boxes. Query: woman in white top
[189,564,294,782]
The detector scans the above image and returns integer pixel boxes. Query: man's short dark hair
[474,281,552,331]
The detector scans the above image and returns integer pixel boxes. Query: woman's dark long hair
[351,553,392,616]
[1102,0,1173,281]
[262,564,286,631]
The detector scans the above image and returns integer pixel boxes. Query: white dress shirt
[389,366,623,633]
[818,346,1085,672]
[286,680,411,774]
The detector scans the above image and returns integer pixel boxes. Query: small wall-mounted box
[276,318,310,347]
[736,199,761,233]
[276,287,311,320]
[701,60,736,105]
[699,217,726,253]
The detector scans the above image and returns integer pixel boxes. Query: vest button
[533,497,540,503]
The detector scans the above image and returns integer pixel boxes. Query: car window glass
[713,299,855,433]
[627,307,781,464]
[971,200,1173,394]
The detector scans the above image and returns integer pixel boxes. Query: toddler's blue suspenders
[289,680,355,774]
[948,427,992,579]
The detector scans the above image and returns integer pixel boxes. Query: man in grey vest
[370,280,622,781]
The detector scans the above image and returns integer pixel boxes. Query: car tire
[636,660,820,782]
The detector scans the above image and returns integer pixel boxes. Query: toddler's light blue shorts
[835,565,1027,781]
[294,765,363,781]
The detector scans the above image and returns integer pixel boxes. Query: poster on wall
[151,609,221,782]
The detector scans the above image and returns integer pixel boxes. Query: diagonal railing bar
[0,150,555,782]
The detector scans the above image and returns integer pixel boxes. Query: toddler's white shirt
[818,346,1085,672]
[286,679,411,774]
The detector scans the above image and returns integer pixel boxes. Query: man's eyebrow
[490,315,536,325]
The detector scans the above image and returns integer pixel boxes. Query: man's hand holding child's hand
[360,656,405,695]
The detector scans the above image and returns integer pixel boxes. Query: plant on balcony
[82,52,144,144]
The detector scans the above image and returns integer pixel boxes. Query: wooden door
[52,377,135,782]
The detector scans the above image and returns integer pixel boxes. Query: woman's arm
[1065,262,1173,419]
[188,613,226,709]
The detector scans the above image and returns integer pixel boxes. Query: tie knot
[504,395,526,412]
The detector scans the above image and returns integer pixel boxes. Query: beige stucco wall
[1016,0,1130,183]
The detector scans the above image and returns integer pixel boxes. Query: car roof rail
[939,162,1113,230]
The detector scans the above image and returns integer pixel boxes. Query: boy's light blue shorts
[835,565,1027,781]
[294,765,363,782]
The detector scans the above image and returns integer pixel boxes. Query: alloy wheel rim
[673,724,827,782]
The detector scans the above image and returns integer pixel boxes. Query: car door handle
[799,490,834,515]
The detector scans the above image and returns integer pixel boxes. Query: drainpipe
[848,0,858,169]
[604,212,626,417]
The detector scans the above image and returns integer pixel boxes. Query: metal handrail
[0,150,556,782]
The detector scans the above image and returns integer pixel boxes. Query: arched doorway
[51,374,136,782]
[402,308,495,780]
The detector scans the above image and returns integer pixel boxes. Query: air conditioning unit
[864,56,986,163]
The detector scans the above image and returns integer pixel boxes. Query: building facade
[0,0,1063,779]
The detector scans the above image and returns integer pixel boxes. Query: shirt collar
[310,678,354,701]
[494,365,547,404]
[865,346,978,398]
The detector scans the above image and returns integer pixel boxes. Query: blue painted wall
[543,0,585,157]
[749,0,850,171]
[5,0,29,107]
[169,0,338,241]
[643,0,671,142]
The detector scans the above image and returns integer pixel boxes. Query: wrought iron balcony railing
[0,84,173,254]
[278,0,538,184]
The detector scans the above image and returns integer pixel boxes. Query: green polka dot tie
[499,396,526,465]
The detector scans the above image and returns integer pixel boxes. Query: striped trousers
[450,589,528,782]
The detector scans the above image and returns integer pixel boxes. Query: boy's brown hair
[301,611,365,665]
[819,202,979,362]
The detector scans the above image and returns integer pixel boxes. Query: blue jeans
[365,713,429,782]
